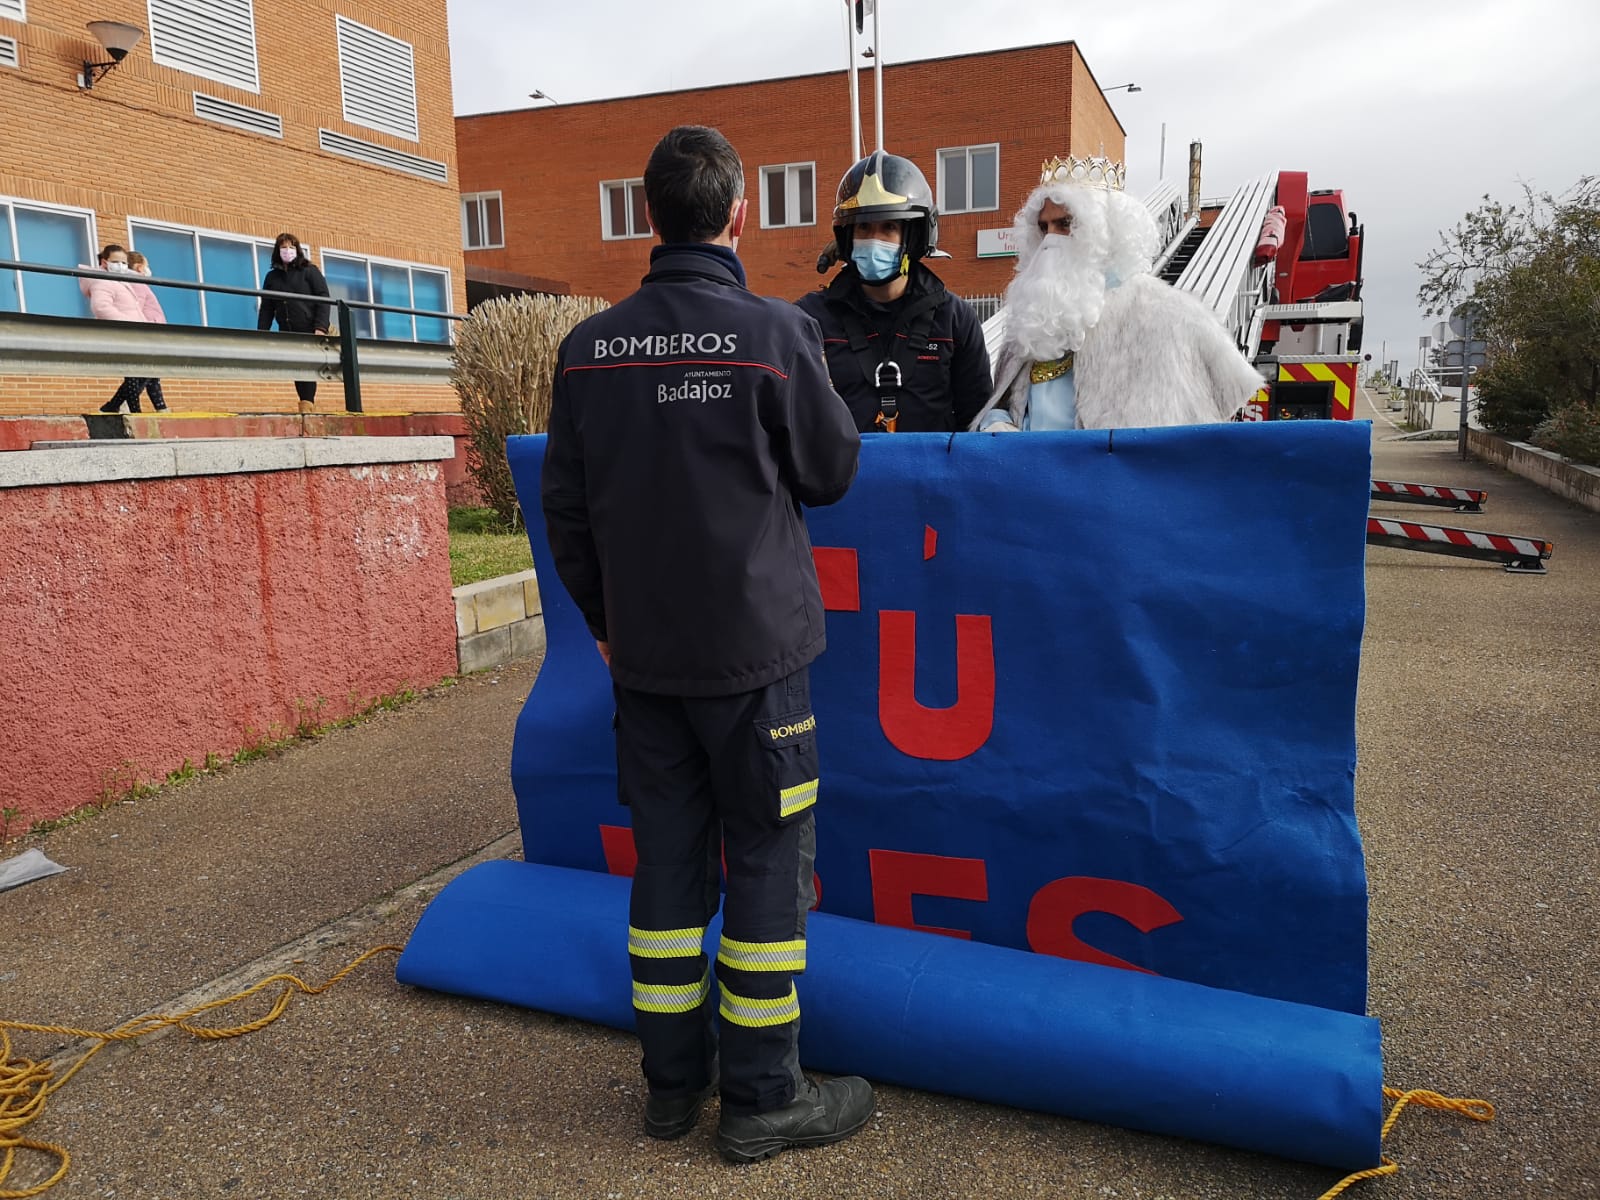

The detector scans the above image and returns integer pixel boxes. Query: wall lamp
[82,20,144,89]
[1104,83,1142,93]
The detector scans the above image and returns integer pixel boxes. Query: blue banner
[508,423,1372,1014]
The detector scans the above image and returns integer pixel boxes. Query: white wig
[1003,181,1163,362]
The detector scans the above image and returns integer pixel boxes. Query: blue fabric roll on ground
[397,860,1383,1170]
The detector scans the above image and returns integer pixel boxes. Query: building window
[0,196,96,318]
[321,250,451,343]
[126,220,289,329]
[335,15,419,142]
[601,179,650,240]
[462,192,503,250]
[760,163,816,229]
[147,0,261,93]
[938,144,1000,215]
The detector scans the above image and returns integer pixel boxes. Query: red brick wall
[456,42,1126,306]
[0,0,464,416]
[0,457,458,826]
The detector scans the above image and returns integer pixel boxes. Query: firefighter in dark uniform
[796,151,993,433]
[541,126,874,1164]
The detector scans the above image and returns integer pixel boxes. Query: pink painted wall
[1,461,457,827]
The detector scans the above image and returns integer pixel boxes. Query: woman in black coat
[257,232,332,406]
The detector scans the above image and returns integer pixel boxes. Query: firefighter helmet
[830,150,940,264]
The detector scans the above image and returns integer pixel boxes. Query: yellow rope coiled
[1316,1086,1496,1200]
[0,944,401,1199]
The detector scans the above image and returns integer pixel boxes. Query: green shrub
[1531,402,1600,466]
[452,293,609,528]
[1475,355,1553,441]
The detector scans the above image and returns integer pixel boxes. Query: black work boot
[715,1076,874,1164]
[643,1073,718,1141]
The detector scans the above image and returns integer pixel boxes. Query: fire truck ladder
[1170,172,1277,357]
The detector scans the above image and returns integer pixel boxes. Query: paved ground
[3,420,1596,1199]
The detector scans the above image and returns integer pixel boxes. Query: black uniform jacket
[257,262,332,334]
[794,264,993,433]
[542,248,861,698]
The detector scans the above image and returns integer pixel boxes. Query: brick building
[0,0,464,415]
[455,41,1125,307]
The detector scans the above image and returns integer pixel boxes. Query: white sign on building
[977,227,1018,258]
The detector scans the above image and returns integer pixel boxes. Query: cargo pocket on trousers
[756,710,819,824]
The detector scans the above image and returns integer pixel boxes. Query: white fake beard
[1003,235,1108,362]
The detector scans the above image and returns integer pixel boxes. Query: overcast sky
[446,0,1599,368]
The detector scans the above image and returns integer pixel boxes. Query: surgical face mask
[279,246,298,263]
[105,260,129,272]
[851,238,904,284]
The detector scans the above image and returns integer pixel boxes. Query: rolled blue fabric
[398,860,1382,1170]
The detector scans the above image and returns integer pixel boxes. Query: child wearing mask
[125,251,169,412]
[81,243,166,413]
[257,232,332,407]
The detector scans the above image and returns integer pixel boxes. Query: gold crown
[1039,155,1126,190]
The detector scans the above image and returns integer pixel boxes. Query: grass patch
[449,505,533,586]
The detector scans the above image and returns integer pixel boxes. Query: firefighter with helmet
[796,150,993,433]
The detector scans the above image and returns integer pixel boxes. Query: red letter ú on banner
[879,611,995,760]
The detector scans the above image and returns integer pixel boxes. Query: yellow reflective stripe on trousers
[633,970,711,1014]
[718,982,800,1028]
[779,777,818,818]
[628,924,706,959]
[716,935,807,973]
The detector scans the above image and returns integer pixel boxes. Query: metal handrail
[0,258,464,323]
[0,258,463,412]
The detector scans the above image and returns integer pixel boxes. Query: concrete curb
[1469,429,1600,514]
[453,568,545,673]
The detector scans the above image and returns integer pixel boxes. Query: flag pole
[846,5,862,161]
[872,0,884,152]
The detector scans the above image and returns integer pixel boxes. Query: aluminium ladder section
[1170,172,1277,355]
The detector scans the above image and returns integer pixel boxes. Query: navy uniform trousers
[615,665,818,1117]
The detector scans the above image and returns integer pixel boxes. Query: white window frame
[318,245,454,343]
[0,0,25,23]
[758,162,817,230]
[146,0,262,94]
[599,179,651,241]
[335,14,419,142]
[127,216,284,327]
[0,194,98,314]
[937,143,1001,215]
[461,191,504,251]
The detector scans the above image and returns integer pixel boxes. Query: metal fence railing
[966,294,1003,323]
[0,259,464,413]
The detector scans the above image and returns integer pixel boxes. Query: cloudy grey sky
[446,0,1599,367]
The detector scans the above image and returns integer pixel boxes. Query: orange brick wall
[456,41,1126,307]
[0,0,464,416]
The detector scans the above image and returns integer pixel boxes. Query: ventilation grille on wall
[317,129,447,183]
[193,92,282,137]
[148,0,261,92]
[0,36,17,70]
[335,15,418,141]
[0,0,23,23]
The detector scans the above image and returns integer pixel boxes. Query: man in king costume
[972,156,1264,432]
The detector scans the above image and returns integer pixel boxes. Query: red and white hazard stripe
[1366,518,1549,559]
[1371,480,1487,505]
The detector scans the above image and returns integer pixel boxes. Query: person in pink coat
[80,243,167,412]
[125,251,169,411]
